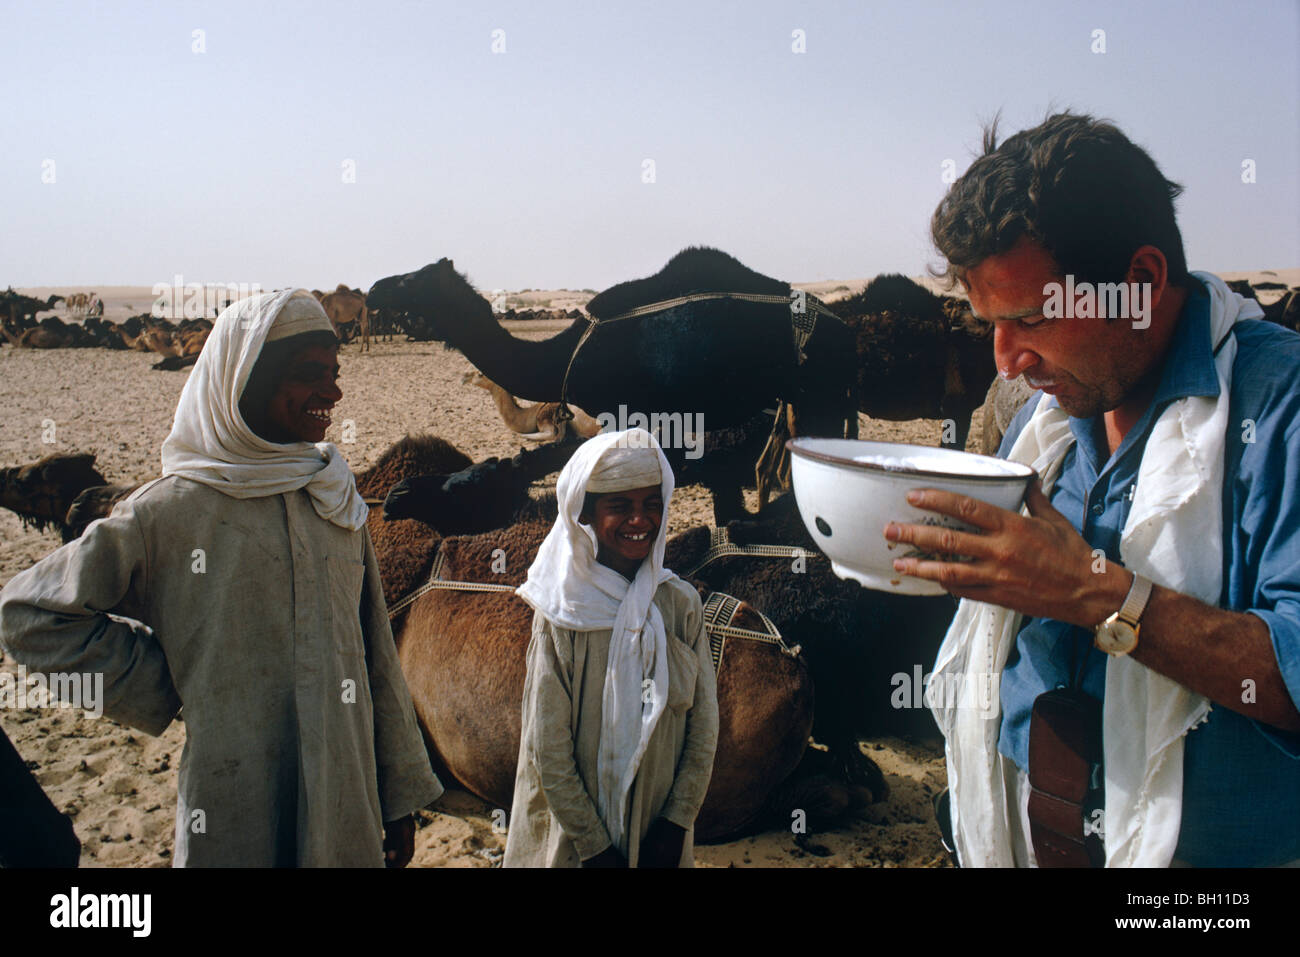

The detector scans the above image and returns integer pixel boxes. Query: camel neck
[486,382,525,416]
[452,316,589,402]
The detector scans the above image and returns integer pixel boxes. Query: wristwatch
[1093,571,1153,655]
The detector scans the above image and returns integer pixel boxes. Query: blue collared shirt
[996,278,1300,866]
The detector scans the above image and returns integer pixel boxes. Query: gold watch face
[1096,618,1139,655]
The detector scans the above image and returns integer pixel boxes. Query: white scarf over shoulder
[160,288,368,531]
[516,429,677,855]
[931,272,1263,867]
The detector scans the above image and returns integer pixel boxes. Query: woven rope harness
[385,538,803,673]
[682,526,812,577]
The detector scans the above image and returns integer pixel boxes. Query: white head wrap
[159,288,368,531]
[585,441,664,493]
[516,428,676,854]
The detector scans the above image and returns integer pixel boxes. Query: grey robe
[0,476,442,866]
[503,578,719,867]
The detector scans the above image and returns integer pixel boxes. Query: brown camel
[320,284,369,351]
[115,315,156,351]
[63,483,139,539]
[64,292,91,318]
[462,371,602,442]
[0,452,107,539]
[143,318,212,361]
[4,316,80,349]
[1,290,64,345]
[142,326,181,357]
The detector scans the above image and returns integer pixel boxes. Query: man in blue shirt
[886,112,1300,866]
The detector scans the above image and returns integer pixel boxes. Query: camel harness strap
[386,550,800,675]
[700,592,800,673]
[553,290,839,424]
[683,526,818,577]
[386,550,517,619]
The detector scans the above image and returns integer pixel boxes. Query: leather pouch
[1027,688,1105,867]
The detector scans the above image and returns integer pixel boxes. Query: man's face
[261,343,343,444]
[962,237,1151,419]
[580,485,663,577]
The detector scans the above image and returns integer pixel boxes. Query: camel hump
[585,246,789,319]
[846,273,945,320]
[437,522,549,588]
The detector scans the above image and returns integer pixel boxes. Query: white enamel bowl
[786,438,1035,595]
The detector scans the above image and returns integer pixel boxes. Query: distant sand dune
[20,268,1295,323]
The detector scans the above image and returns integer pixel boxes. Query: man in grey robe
[0,289,442,866]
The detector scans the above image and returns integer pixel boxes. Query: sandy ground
[2,267,1294,868]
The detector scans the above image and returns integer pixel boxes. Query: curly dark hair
[931,112,1188,289]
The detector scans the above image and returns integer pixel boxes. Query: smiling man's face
[260,343,342,444]
[963,236,1153,419]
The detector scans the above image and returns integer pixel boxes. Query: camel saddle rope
[683,526,816,577]
[700,591,799,673]
[385,549,799,674]
[385,549,517,619]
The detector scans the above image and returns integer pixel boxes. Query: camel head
[366,258,491,344]
[63,483,137,542]
[0,453,107,536]
[383,456,526,535]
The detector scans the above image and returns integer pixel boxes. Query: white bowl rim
[786,437,1035,483]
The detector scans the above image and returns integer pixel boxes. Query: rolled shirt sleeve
[0,497,180,736]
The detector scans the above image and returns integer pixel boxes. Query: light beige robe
[0,476,442,867]
[503,578,718,867]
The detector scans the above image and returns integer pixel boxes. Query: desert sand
[2,268,1295,867]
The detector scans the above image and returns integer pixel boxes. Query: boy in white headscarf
[0,289,442,866]
[503,428,719,867]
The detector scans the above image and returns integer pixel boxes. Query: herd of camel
[0,288,218,368]
[4,249,1300,844]
[0,283,586,367]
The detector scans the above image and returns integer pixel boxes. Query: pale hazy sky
[2,0,1296,291]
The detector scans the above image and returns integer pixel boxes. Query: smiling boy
[0,289,441,866]
[503,429,719,867]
